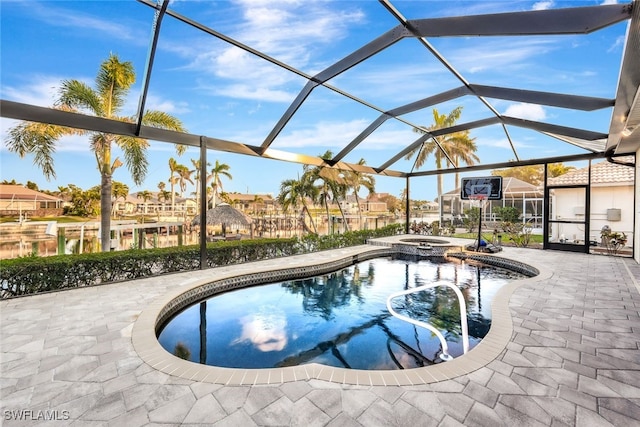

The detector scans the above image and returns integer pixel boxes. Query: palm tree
[5,54,186,251]
[175,164,194,198]
[156,182,171,212]
[190,158,210,215]
[137,190,152,214]
[252,194,264,215]
[344,158,376,230]
[277,175,319,234]
[168,157,181,214]
[405,107,478,209]
[208,160,232,208]
[304,151,350,234]
[111,181,129,216]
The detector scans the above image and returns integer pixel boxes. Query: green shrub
[0,224,402,298]
[500,222,532,248]
[494,206,520,223]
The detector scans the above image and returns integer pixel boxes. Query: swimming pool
[158,255,527,370]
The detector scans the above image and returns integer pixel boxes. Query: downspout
[605,151,636,260]
[405,176,410,234]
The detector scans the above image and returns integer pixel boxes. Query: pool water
[158,255,527,370]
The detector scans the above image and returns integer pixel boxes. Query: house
[547,158,634,246]
[441,177,544,227]
[0,184,63,218]
[222,193,276,214]
[114,192,197,218]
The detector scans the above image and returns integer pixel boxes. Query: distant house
[113,192,197,217]
[547,158,634,246]
[223,193,276,214]
[441,177,544,227]
[358,193,391,213]
[0,184,63,218]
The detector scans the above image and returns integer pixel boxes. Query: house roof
[0,184,61,202]
[224,193,274,202]
[547,157,634,186]
[444,177,542,197]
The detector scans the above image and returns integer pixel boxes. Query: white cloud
[214,84,294,103]
[0,75,63,107]
[608,35,625,52]
[174,1,365,104]
[476,136,535,151]
[145,95,191,115]
[27,1,142,42]
[503,103,547,121]
[601,0,619,5]
[271,119,417,151]
[476,137,514,150]
[532,1,554,11]
[450,39,555,74]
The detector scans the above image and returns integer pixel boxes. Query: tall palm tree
[277,175,319,234]
[208,160,232,208]
[175,165,194,198]
[111,181,129,216]
[344,158,376,230]
[190,158,210,215]
[168,157,182,214]
[304,151,350,234]
[5,54,186,251]
[405,107,478,213]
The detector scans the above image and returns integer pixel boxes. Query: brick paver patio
[1,239,639,426]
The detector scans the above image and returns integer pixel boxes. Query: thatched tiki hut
[192,203,253,238]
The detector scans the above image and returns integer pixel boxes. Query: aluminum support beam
[470,85,614,111]
[502,116,608,141]
[409,3,632,37]
[135,0,169,135]
[0,99,406,177]
[409,152,606,178]
[260,25,411,151]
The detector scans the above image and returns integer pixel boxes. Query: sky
[0,0,630,202]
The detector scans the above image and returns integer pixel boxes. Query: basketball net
[468,194,487,206]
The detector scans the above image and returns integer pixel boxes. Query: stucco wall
[550,184,634,247]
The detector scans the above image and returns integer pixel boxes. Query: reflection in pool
[158,255,527,370]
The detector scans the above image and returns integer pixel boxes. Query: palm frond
[142,109,188,156]
[56,80,104,116]
[96,54,135,114]
[116,136,149,185]
[6,122,61,180]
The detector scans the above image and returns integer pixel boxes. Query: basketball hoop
[468,194,487,205]
[468,194,487,252]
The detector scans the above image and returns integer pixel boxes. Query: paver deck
[1,238,640,426]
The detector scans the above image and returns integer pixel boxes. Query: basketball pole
[476,198,483,252]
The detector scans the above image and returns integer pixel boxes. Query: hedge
[0,224,403,298]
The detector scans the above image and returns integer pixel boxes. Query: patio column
[199,137,207,269]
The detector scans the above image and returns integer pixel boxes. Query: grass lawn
[453,232,544,245]
[0,216,96,224]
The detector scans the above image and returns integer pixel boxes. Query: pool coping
[131,241,552,386]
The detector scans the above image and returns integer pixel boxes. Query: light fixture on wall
[621,86,640,138]
[621,126,636,138]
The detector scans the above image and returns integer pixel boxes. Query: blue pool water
[158,255,527,370]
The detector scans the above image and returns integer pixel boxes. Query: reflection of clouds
[234,307,288,352]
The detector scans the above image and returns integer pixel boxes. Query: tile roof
[0,184,61,201]
[547,157,634,186]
